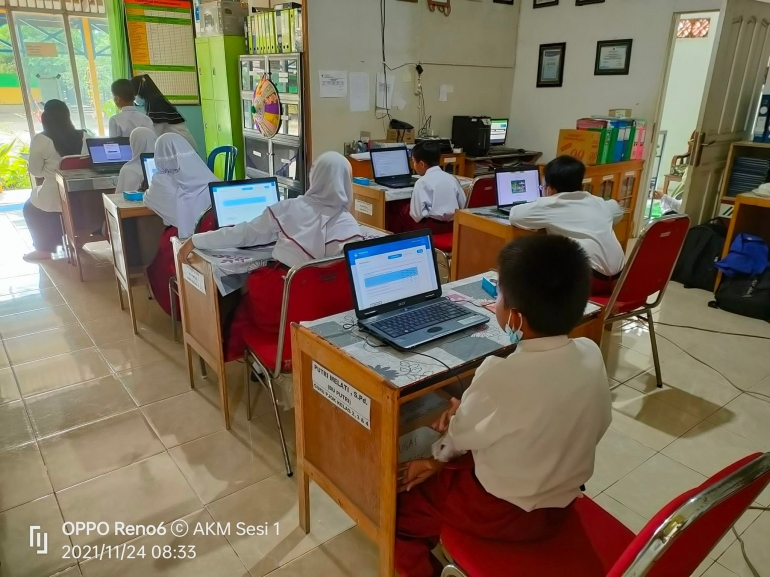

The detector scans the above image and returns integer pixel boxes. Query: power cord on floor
[627,318,770,404]
[732,527,761,577]
[654,320,770,341]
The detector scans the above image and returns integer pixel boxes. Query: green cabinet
[195,35,246,179]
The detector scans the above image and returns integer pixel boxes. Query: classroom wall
[507,0,723,163]
[655,11,720,187]
[307,0,520,158]
[178,106,206,158]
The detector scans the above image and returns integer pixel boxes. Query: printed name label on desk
[312,361,371,430]
[354,199,373,216]
[182,264,206,295]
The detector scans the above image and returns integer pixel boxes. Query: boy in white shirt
[108,79,154,138]
[396,235,612,577]
[509,156,625,295]
[390,141,465,235]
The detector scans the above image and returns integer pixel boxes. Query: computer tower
[452,116,491,157]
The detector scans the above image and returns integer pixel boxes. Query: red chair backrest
[466,176,496,208]
[280,258,354,355]
[59,155,91,170]
[195,207,217,233]
[607,214,690,315]
[609,452,770,576]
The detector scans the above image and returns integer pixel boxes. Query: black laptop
[369,147,416,189]
[208,177,280,229]
[495,166,542,215]
[86,137,132,174]
[139,153,156,190]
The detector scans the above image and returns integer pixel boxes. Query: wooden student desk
[290,273,604,576]
[715,192,770,291]
[56,167,118,281]
[103,193,166,334]
[352,177,473,231]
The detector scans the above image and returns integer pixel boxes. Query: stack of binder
[247,3,302,55]
[576,117,646,164]
[726,157,770,197]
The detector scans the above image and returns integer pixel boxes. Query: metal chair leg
[243,350,252,421]
[265,374,293,477]
[441,564,468,577]
[645,311,663,388]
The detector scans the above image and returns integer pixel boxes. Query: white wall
[507,0,723,163]
[655,11,720,187]
[307,0,520,157]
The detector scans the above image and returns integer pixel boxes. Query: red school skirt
[146,226,180,319]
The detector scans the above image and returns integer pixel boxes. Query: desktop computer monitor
[489,119,508,146]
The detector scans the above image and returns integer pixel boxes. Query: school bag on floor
[671,218,727,291]
[711,269,770,320]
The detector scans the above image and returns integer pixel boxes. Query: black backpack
[711,269,770,320]
[672,218,727,291]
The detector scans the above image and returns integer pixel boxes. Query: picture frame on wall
[595,39,633,75]
[576,0,605,5]
[493,0,515,4]
[537,42,566,87]
[534,0,558,7]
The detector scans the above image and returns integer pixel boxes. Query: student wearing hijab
[145,133,215,316]
[131,75,197,150]
[23,99,88,261]
[116,127,157,193]
[185,151,362,332]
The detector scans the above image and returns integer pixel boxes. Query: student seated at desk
[108,79,154,138]
[145,133,215,316]
[131,74,197,150]
[390,141,466,235]
[396,235,612,577]
[508,156,624,295]
[187,151,362,339]
[116,127,157,193]
[23,99,88,262]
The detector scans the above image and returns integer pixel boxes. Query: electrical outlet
[414,76,422,96]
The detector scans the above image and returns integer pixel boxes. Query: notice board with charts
[125,0,199,104]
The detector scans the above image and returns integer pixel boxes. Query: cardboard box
[609,109,633,118]
[557,129,601,166]
[386,128,415,144]
[199,1,248,36]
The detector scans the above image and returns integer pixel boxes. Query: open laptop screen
[86,138,132,165]
[141,154,157,185]
[496,169,541,207]
[347,233,439,311]
[210,178,280,228]
[370,148,411,179]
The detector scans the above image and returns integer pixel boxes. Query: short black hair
[497,235,590,336]
[111,79,135,102]
[411,141,441,167]
[544,156,586,193]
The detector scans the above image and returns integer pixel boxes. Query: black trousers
[23,200,63,253]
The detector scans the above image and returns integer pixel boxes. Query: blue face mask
[134,97,145,107]
[504,310,523,345]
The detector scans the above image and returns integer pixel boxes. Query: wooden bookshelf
[717,141,770,217]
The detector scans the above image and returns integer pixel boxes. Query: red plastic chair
[590,214,690,387]
[59,155,91,170]
[441,452,770,577]
[243,256,354,476]
[465,175,496,209]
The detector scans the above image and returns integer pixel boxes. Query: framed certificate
[595,39,633,76]
[534,0,558,7]
[537,42,566,87]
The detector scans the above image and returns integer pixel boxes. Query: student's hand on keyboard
[398,458,445,493]
[431,397,461,433]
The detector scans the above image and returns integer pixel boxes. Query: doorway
[0,2,110,198]
[645,11,721,222]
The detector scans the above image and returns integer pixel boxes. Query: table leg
[185,343,195,389]
[378,390,398,577]
[115,275,125,311]
[298,464,310,533]
[126,280,139,334]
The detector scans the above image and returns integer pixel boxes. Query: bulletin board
[125,0,200,104]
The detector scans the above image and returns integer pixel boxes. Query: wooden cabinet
[716,141,770,217]
[195,35,246,179]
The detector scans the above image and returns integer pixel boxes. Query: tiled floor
[0,208,769,577]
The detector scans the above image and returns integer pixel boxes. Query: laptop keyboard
[371,301,471,338]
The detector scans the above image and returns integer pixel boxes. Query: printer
[414,137,453,154]
[452,116,491,156]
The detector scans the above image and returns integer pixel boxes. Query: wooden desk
[352,178,473,231]
[715,192,770,291]
[463,150,543,178]
[56,168,118,281]
[103,193,166,334]
[348,152,466,179]
[450,208,541,280]
[290,274,604,576]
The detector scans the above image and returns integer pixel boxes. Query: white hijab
[116,127,156,193]
[269,151,360,261]
[151,133,215,238]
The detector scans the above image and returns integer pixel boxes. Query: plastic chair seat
[442,497,635,577]
[242,326,285,374]
[434,233,454,253]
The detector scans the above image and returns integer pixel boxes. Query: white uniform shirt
[409,166,466,222]
[27,132,88,213]
[108,106,154,138]
[433,336,612,512]
[659,194,682,214]
[509,191,625,276]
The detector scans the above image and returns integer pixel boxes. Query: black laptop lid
[208,177,280,228]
